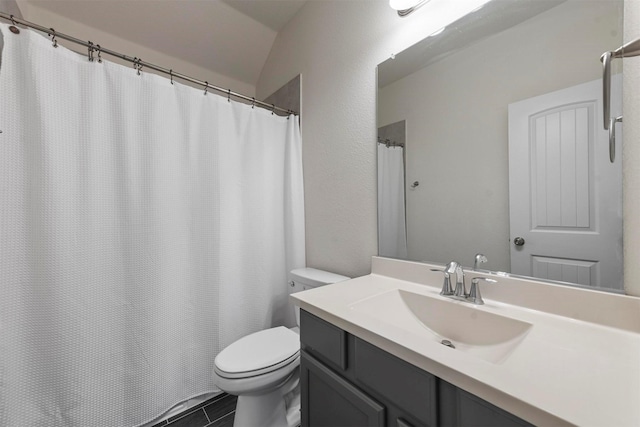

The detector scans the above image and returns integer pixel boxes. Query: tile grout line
[163,393,227,426]
[206,410,235,426]
[157,393,235,427]
[211,410,235,423]
[166,405,211,426]
[203,395,236,418]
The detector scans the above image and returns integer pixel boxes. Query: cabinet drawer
[300,310,347,370]
[439,380,532,427]
[354,338,437,426]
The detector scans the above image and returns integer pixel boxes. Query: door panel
[508,77,622,291]
[531,256,597,286]
[530,105,592,229]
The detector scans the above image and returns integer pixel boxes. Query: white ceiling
[19,0,308,88]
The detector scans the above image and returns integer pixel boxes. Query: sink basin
[349,289,532,364]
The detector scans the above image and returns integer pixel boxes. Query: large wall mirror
[377,0,624,292]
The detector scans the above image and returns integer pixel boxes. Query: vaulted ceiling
[15,0,308,89]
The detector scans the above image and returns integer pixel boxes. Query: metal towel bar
[600,37,640,162]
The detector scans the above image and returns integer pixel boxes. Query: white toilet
[212,268,349,427]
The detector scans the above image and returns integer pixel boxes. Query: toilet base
[233,370,300,427]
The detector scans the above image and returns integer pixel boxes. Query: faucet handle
[431,268,454,296]
[446,261,466,298]
[467,277,497,305]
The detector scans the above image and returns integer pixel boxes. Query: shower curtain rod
[0,12,298,116]
[377,136,404,148]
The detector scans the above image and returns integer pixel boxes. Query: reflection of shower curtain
[377,143,408,259]
[0,24,305,427]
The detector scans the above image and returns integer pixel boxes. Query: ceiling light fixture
[389,0,431,17]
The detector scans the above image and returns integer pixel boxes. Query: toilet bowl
[212,268,349,427]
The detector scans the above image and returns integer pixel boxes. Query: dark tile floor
[153,393,237,427]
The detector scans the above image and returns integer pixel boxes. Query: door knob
[513,237,525,246]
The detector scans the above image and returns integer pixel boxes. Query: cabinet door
[301,351,385,427]
[354,338,437,426]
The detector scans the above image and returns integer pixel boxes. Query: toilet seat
[214,327,300,379]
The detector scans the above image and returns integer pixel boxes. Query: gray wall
[256,0,640,295]
[378,120,405,147]
[256,0,492,278]
[263,75,300,117]
[0,0,22,18]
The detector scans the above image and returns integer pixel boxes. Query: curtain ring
[227,89,231,102]
[96,44,102,63]
[251,98,256,109]
[271,104,275,115]
[87,41,94,62]
[8,15,19,34]
[287,110,291,119]
[133,58,142,76]
[204,82,208,95]
[49,28,58,48]
[169,69,174,85]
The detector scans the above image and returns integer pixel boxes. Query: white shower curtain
[0,23,305,427]
[377,143,408,259]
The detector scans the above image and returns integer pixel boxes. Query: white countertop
[291,257,640,426]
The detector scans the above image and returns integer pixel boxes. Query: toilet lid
[215,327,300,377]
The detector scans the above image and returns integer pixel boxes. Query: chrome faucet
[432,260,497,305]
[431,267,453,296]
[449,261,466,299]
[432,260,465,297]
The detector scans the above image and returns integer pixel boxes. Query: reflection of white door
[508,77,622,291]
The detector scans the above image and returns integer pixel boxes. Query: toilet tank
[290,268,349,326]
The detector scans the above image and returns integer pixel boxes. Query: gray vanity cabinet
[300,310,532,427]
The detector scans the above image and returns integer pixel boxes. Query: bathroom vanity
[292,257,640,426]
[300,309,531,426]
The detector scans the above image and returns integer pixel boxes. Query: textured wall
[258,0,640,292]
[256,0,491,278]
[624,0,640,296]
